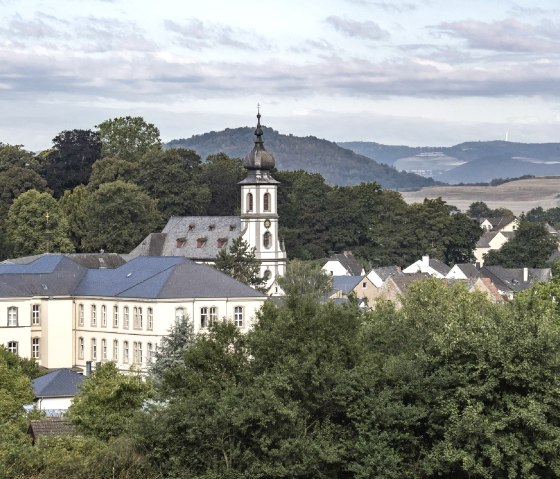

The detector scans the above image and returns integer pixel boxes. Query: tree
[277,259,332,306]
[135,148,210,217]
[96,116,161,161]
[0,345,43,380]
[42,129,102,197]
[68,362,152,441]
[87,156,139,190]
[5,189,74,257]
[484,216,558,267]
[199,153,245,215]
[0,143,41,173]
[443,212,482,264]
[81,180,162,253]
[59,186,91,252]
[214,236,264,290]
[467,201,513,219]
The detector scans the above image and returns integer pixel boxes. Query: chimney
[422,255,430,268]
[85,361,92,376]
[343,250,350,257]
[523,267,528,282]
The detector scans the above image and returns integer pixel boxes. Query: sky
[1,0,560,151]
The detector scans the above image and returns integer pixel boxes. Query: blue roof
[32,369,86,398]
[0,255,68,274]
[332,275,364,294]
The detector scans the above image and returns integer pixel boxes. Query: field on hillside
[399,177,560,215]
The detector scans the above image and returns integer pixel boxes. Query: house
[402,255,451,278]
[446,263,480,280]
[0,254,267,372]
[480,265,552,299]
[322,251,365,276]
[27,418,75,445]
[129,111,287,296]
[370,273,431,307]
[479,216,518,232]
[366,265,401,287]
[330,275,376,306]
[31,368,86,416]
[474,230,514,266]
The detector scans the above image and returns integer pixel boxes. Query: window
[362,282,367,288]
[138,307,143,329]
[91,305,97,327]
[246,192,253,212]
[201,307,208,328]
[234,306,243,327]
[147,308,153,330]
[263,192,271,212]
[176,307,185,322]
[32,304,40,325]
[7,341,18,355]
[101,305,107,327]
[263,231,272,249]
[147,342,153,362]
[102,338,107,360]
[79,304,84,326]
[113,306,119,328]
[196,238,207,248]
[123,306,129,329]
[32,338,40,359]
[113,340,119,361]
[123,341,129,363]
[7,307,18,327]
[91,338,97,360]
[209,307,217,327]
[78,337,84,359]
[217,238,228,248]
[133,307,143,329]
[176,237,186,248]
[133,342,142,364]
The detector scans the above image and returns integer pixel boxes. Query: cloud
[372,2,417,13]
[325,16,389,40]
[435,19,560,53]
[1,12,66,39]
[164,18,258,51]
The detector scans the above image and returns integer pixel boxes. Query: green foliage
[68,362,152,441]
[87,156,138,189]
[526,205,560,229]
[96,116,161,161]
[0,345,44,380]
[59,186,91,252]
[277,259,332,305]
[214,236,264,290]
[5,189,74,257]
[0,143,41,173]
[135,148,211,217]
[484,216,558,267]
[43,129,102,197]
[467,201,513,219]
[80,180,162,253]
[199,153,245,215]
[0,349,34,426]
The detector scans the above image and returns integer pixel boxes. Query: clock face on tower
[264,219,271,229]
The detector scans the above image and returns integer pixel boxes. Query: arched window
[263,231,272,249]
[263,192,271,212]
[246,192,253,212]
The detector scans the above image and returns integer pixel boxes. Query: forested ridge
[4,278,560,478]
[0,116,481,267]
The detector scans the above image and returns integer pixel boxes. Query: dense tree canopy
[214,236,265,290]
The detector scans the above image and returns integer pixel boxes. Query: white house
[0,254,267,372]
[322,251,365,277]
[446,263,480,280]
[31,368,86,416]
[402,255,451,278]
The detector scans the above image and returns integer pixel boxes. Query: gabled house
[446,263,480,280]
[479,216,518,232]
[330,275,376,305]
[402,255,451,278]
[480,265,552,299]
[322,251,365,277]
[28,418,75,445]
[370,273,431,307]
[31,368,86,416]
[366,265,401,287]
[474,230,514,266]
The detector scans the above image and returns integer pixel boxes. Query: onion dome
[244,110,275,170]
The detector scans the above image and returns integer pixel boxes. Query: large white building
[0,251,266,372]
[129,111,287,295]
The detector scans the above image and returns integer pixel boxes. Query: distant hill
[339,140,560,184]
[166,127,436,189]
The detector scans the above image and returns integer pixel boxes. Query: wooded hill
[167,127,436,189]
[340,140,560,184]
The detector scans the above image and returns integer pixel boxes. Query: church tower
[240,110,287,294]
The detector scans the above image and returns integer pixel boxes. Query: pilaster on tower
[239,110,286,295]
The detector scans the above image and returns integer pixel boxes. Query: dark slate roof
[372,265,401,280]
[480,216,516,230]
[0,255,87,297]
[75,256,264,299]
[129,216,242,261]
[326,252,364,276]
[390,273,431,293]
[32,369,86,398]
[480,266,551,293]
[476,230,500,248]
[332,275,363,295]
[429,258,451,275]
[28,418,75,440]
[65,253,126,269]
[454,263,480,278]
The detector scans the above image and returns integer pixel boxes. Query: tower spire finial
[255,104,263,144]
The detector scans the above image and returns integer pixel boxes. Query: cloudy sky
[2,0,560,150]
